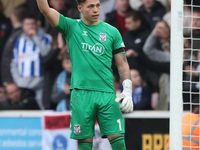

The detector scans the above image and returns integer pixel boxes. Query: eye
[96,4,100,7]
[88,5,94,8]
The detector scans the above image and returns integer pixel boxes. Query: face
[23,18,37,35]
[130,69,142,86]
[78,0,101,25]
[192,12,200,29]
[141,0,155,9]
[62,59,71,73]
[156,21,170,39]
[125,16,141,31]
[115,0,129,13]
[6,84,21,103]
[50,0,66,11]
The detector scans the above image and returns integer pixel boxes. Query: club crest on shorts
[74,125,81,134]
[99,33,106,42]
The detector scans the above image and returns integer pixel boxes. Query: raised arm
[36,0,60,27]
[114,53,133,113]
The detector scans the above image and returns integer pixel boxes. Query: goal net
[171,0,200,149]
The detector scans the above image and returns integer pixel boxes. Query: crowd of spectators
[0,0,200,111]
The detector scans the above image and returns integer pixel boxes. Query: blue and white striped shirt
[12,33,52,78]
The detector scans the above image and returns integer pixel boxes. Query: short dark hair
[23,14,37,21]
[12,6,29,22]
[193,7,200,14]
[76,0,87,5]
[126,10,142,22]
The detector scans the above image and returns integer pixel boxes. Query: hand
[153,21,169,38]
[126,49,138,57]
[60,45,68,54]
[63,83,71,95]
[153,21,164,35]
[115,79,133,113]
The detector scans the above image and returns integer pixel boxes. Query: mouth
[92,15,99,19]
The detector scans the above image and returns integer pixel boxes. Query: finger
[120,103,129,113]
[121,98,133,113]
[126,103,133,113]
[121,105,128,112]
[115,94,124,102]
[115,98,122,103]
[120,97,128,109]
[121,100,132,112]
[115,97,123,103]
[122,104,132,113]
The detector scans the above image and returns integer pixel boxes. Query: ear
[136,20,141,28]
[77,5,82,13]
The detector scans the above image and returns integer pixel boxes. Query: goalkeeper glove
[115,79,133,113]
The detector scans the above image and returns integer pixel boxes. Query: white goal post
[170,0,184,149]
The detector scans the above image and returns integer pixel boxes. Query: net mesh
[182,0,200,149]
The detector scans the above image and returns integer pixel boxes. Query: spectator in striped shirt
[10,15,52,110]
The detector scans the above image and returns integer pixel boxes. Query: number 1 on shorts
[117,119,122,131]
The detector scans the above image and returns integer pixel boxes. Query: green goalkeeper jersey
[54,14,125,93]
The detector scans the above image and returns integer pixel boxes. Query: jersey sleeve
[53,13,76,38]
[112,28,125,54]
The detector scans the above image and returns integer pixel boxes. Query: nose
[93,6,98,12]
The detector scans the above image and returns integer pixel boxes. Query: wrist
[122,79,132,97]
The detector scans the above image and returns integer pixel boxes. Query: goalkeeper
[36,0,133,150]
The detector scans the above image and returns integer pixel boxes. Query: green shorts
[70,89,125,139]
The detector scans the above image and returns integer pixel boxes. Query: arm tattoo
[117,53,131,81]
[120,53,128,63]
[118,68,131,81]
